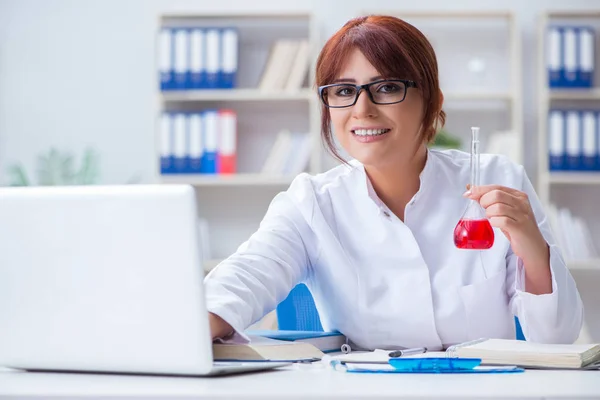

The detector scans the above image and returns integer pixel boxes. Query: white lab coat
[204,149,583,350]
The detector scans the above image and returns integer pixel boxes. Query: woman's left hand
[464,184,549,266]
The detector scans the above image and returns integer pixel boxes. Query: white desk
[0,366,599,400]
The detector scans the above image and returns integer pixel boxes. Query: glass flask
[453,127,495,250]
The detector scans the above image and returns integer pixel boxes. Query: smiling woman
[204,14,583,351]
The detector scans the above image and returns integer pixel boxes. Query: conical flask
[453,127,494,250]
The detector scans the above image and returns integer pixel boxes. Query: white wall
[0,0,597,184]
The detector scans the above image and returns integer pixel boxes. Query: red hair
[315,15,446,162]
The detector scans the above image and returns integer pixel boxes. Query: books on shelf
[261,130,311,175]
[547,25,594,88]
[547,203,599,263]
[158,27,238,90]
[212,335,324,362]
[259,39,310,92]
[547,109,600,172]
[160,109,237,175]
[247,330,346,353]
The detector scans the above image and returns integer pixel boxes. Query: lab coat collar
[353,148,436,214]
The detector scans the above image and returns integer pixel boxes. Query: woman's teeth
[352,129,390,136]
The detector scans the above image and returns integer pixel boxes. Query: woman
[205,15,583,350]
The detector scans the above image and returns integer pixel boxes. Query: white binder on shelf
[220,28,238,89]
[205,29,220,89]
[173,29,190,90]
[189,29,206,89]
[158,28,173,91]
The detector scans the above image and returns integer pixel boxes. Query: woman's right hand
[208,312,234,340]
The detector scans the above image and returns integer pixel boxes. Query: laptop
[0,184,289,376]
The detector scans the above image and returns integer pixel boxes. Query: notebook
[213,335,325,362]
[247,330,346,353]
[447,338,600,369]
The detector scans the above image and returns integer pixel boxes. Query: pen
[388,347,427,358]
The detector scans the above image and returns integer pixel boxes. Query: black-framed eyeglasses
[318,79,417,108]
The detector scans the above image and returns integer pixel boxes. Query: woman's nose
[351,89,377,119]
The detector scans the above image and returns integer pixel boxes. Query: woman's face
[329,48,425,169]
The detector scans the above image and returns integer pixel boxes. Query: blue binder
[578,27,595,88]
[189,28,206,89]
[172,113,188,173]
[565,111,581,170]
[188,112,203,173]
[220,28,238,88]
[548,110,565,171]
[581,111,597,170]
[159,113,174,174]
[547,26,563,88]
[205,29,220,89]
[201,110,218,173]
[158,28,174,91]
[173,28,190,90]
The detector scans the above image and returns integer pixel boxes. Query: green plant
[7,148,100,186]
[430,129,462,149]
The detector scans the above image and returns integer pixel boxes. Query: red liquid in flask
[453,218,494,249]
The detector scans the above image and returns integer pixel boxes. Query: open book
[447,338,600,369]
[213,335,324,362]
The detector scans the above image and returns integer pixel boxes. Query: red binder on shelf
[218,109,237,174]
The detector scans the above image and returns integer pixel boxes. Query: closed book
[217,109,236,174]
[173,29,189,90]
[158,28,173,91]
[212,335,324,362]
[248,330,346,353]
[447,338,600,370]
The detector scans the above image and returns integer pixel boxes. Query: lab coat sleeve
[506,166,583,344]
[203,176,318,338]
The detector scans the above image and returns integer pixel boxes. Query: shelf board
[547,11,600,19]
[161,89,313,102]
[444,92,513,101]
[549,88,600,101]
[160,173,296,186]
[548,172,600,185]
[568,259,600,271]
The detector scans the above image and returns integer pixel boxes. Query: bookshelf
[537,11,600,344]
[358,10,524,165]
[155,12,320,261]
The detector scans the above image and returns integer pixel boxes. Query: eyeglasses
[318,79,417,108]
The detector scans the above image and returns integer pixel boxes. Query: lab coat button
[383,210,391,217]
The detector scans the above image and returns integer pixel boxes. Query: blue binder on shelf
[159,112,174,174]
[201,110,218,173]
[158,28,174,91]
[205,29,220,89]
[173,28,190,90]
[547,26,563,88]
[172,112,188,173]
[578,27,595,88]
[188,112,203,173]
[565,110,581,170]
[563,26,578,88]
[220,28,238,88]
[189,28,206,89]
[581,111,597,170]
[548,110,565,171]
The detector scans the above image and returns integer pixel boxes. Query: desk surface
[1,366,600,400]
